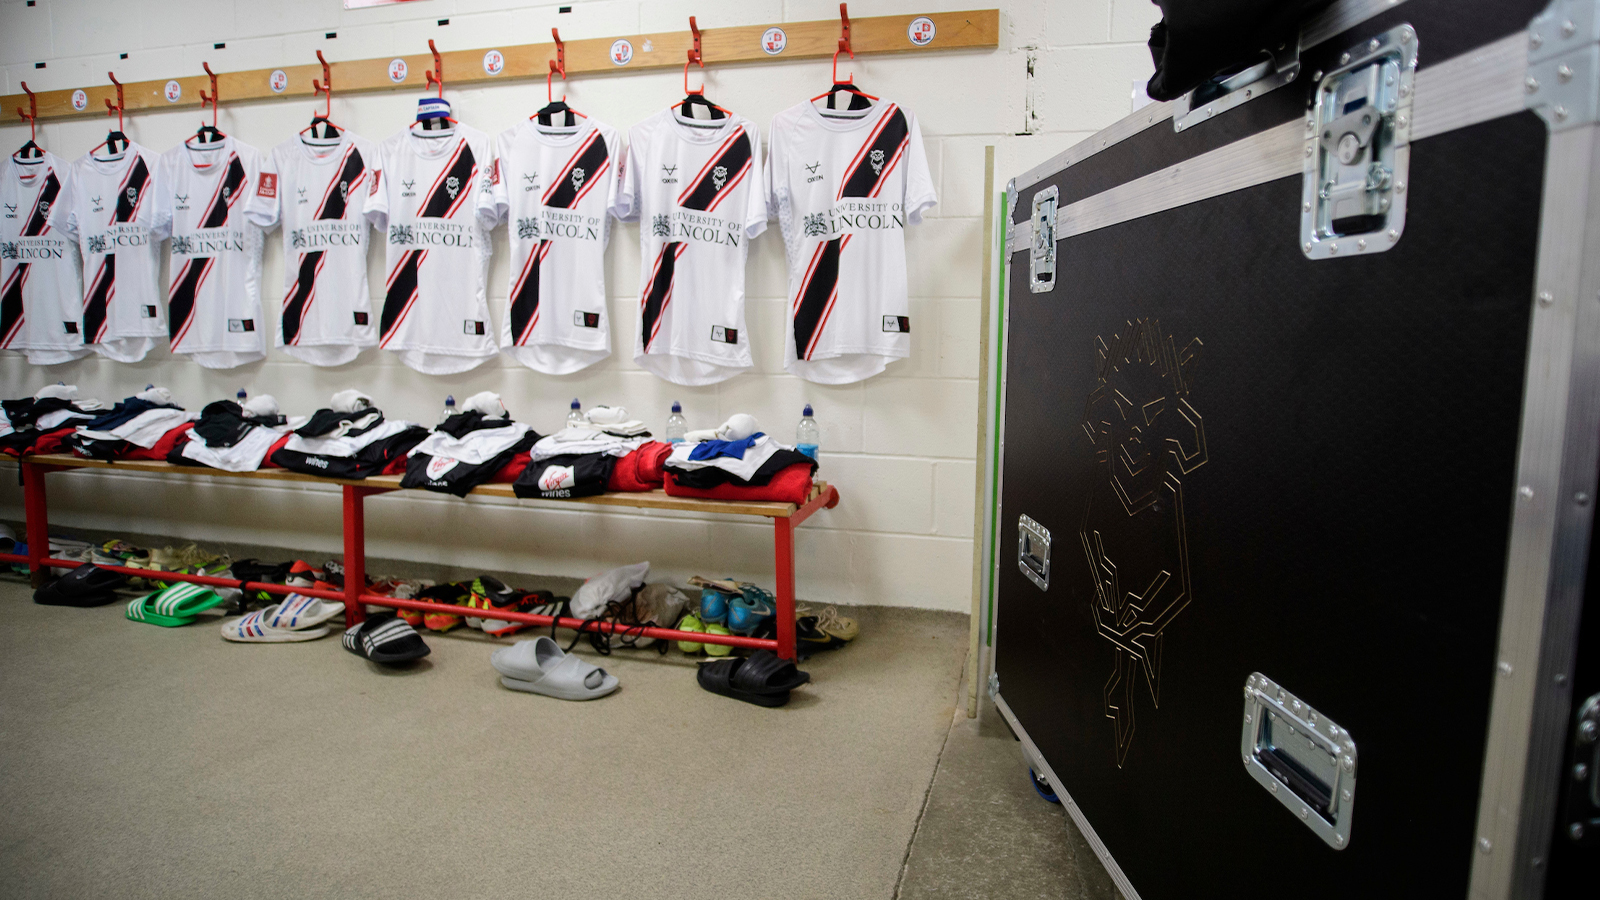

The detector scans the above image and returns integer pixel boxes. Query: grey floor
[0,572,1115,900]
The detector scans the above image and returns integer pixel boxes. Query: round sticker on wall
[388,58,408,83]
[761,27,787,55]
[908,16,936,46]
[269,69,289,93]
[610,39,634,66]
[71,90,88,111]
[482,50,505,76]
[164,80,182,102]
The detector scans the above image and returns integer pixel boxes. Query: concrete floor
[0,573,1116,899]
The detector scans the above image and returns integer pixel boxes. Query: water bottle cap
[571,398,581,409]
[671,401,682,413]
[802,404,813,417]
[445,395,455,406]
[236,389,247,399]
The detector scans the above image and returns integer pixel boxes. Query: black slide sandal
[697,650,810,707]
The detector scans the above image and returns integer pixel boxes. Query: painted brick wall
[0,0,1158,611]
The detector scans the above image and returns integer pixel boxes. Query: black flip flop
[34,564,127,608]
[342,614,431,665]
[697,650,810,707]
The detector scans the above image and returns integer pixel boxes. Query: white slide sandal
[490,636,619,701]
[221,596,338,643]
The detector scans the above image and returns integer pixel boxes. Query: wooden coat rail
[1,10,998,123]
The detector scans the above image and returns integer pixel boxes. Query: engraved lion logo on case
[1079,318,1206,767]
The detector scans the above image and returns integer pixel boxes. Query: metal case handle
[1242,673,1358,849]
[1017,514,1051,591]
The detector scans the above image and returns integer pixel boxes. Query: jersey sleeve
[764,121,788,223]
[902,114,938,226]
[742,123,767,240]
[149,154,174,241]
[611,130,641,222]
[477,135,509,227]
[48,166,79,239]
[363,153,389,232]
[243,147,282,231]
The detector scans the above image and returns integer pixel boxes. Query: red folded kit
[492,451,532,483]
[663,463,815,505]
[26,426,77,456]
[124,422,195,461]
[608,441,673,492]
[258,432,295,469]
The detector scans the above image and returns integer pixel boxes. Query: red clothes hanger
[301,50,342,140]
[675,17,728,120]
[15,81,43,160]
[192,62,226,145]
[811,4,877,111]
[91,72,129,156]
[534,28,586,127]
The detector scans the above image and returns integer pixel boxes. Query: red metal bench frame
[2,455,840,660]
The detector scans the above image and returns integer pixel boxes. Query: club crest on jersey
[127,187,138,206]
[712,166,728,191]
[339,181,349,201]
[870,149,886,175]
[36,200,49,218]
[445,176,460,199]
[571,167,585,190]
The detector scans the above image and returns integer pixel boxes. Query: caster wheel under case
[1029,767,1061,804]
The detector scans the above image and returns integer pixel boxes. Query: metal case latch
[1174,39,1301,132]
[1029,186,1058,293]
[1560,692,1599,844]
[1301,25,1417,260]
[1017,514,1051,590]
[1242,673,1358,849]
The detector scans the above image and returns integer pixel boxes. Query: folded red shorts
[608,441,673,492]
[663,462,815,505]
[124,422,195,461]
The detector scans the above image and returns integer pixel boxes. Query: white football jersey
[49,142,165,362]
[767,100,937,384]
[244,132,378,366]
[614,108,767,386]
[1,152,89,365]
[364,124,497,375]
[481,118,620,374]
[152,137,266,369]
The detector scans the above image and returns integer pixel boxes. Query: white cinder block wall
[0,0,1157,612]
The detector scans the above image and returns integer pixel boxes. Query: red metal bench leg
[22,462,51,588]
[773,516,797,661]
[342,485,368,628]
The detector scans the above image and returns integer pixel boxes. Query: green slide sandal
[125,582,227,627]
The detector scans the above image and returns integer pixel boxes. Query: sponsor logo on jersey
[91,195,103,212]
[652,211,743,247]
[463,320,485,335]
[227,318,256,332]
[388,220,473,248]
[174,193,190,211]
[660,164,678,184]
[426,456,459,480]
[290,222,364,250]
[710,325,739,344]
[2,204,15,218]
[305,456,330,469]
[256,172,277,198]
[539,464,576,492]
[802,201,906,239]
[882,315,911,333]
[297,187,308,204]
[805,161,824,184]
[574,311,600,328]
[171,232,245,256]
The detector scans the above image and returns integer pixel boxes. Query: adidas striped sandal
[220,594,343,643]
[125,582,227,627]
[343,615,431,664]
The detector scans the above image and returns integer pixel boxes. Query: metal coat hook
[548,27,566,102]
[200,62,219,128]
[684,16,705,95]
[834,3,855,83]
[105,71,124,129]
[312,50,333,118]
[425,39,444,97]
[17,81,37,139]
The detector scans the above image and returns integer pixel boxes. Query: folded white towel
[684,413,760,443]
[330,389,372,413]
[35,384,77,401]
[462,391,509,418]
[241,395,279,418]
[135,386,174,405]
[585,405,629,425]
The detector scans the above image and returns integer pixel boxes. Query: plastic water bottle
[567,398,586,428]
[796,404,820,461]
[438,394,456,425]
[236,388,247,403]
[665,401,688,443]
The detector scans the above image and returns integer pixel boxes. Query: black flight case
[990,1,1600,897]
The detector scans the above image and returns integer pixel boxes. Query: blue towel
[688,432,765,461]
